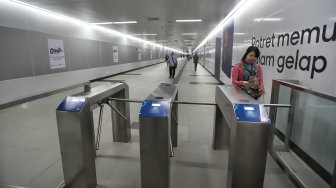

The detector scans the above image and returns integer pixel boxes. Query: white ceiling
[19,0,237,51]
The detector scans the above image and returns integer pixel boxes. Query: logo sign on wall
[48,39,66,69]
[113,46,119,63]
[138,48,142,60]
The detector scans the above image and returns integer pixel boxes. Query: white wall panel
[0,60,163,105]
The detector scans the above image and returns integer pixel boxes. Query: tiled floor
[0,59,296,188]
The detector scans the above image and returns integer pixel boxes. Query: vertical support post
[171,92,178,147]
[203,45,206,66]
[212,105,230,150]
[111,89,131,142]
[268,80,280,151]
[214,38,221,80]
[284,87,298,150]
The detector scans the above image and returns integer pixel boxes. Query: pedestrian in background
[169,52,178,78]
[165,54,169,66]
[193,52,199,71]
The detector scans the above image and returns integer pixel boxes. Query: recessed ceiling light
[113,21,138,24]
[176,19,202,22]
[181,33,197,36]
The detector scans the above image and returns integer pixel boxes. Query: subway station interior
[0,0,335,188]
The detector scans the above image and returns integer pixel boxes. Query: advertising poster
[113,46,119,63]
[48,39,66,69]
[138,48,142,60]
[222,19,234,78]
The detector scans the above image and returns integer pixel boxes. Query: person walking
[193,52,199,71]
[165,54,169,66]
[169,52,178,78]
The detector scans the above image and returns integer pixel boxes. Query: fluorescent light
[91,22,114,25]
[193,0,252,52]
[132,34,157,36]
[181,33,197,36]
[176,19,202,22]
[234,33,246,35]
[113,21,137,24]
[5,0,185,54]
[253,18,282,22]
[91,21,139,25]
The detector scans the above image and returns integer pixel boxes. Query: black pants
[194,62,198,71]
[169,66,176,78]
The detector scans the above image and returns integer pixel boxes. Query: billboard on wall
[230,0,336,96]
[222,20,234,78]
[113,46,119,63]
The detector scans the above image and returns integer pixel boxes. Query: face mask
[244,57,255,64]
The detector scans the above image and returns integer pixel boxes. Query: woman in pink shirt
[232,46,265,99]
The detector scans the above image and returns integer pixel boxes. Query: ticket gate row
[138,84,271,188]
[56,82,272,188]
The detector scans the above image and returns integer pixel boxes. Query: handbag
[240,63,263,99]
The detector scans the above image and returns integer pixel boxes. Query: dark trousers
[194,62,198,71]
[169,66,176,78]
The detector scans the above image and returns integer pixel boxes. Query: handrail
[0,81,90,110]
[270,79,335,187]
[273,79,336,102]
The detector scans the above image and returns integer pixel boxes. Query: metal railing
[269,79,336,188]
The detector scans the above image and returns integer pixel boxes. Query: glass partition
[291,90,336,174]
[269,79,336,188]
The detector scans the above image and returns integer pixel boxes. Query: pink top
[232,62,265,92]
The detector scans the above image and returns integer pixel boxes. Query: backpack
[239,62,263,99]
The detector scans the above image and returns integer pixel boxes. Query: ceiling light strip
[181,33,197,35]
[176,19,202,22]
[193,0,249,52]
[7,0,183,53]
[92,22,114,25]
[113,21,137,24]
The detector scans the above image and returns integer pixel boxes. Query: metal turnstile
[213,85,270,188]
[56,82,130,188]
[139,83,178,188]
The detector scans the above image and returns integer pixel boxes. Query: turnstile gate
[139,83,178,188]
[56,82,130,188]
[213,85,270,188]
